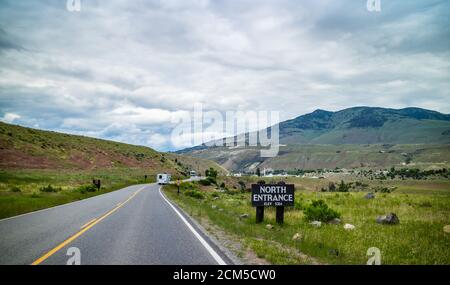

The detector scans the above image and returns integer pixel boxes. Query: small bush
[180,182,194,190]
[205,167,218,178]
[198,177,216,186]
[198,179,212,186]
[185,190,205,199]
[220,182,226,188]
[374,186,396,193]
[39,185,61,193]
[10,186,21,193]
[303,200,340,222]
[211,192,219,198]
[294,199,303,210]
[207,176,217,185]
[76,185,98,193]
[337,180,350,192]
[238,180,246,191]
[419,201,432,208]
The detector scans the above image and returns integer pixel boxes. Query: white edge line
[0,184,147,223]
[158,186,227,265]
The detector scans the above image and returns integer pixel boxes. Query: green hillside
[0,121,223,174]
[0,122,225,218]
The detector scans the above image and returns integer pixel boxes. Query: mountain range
[178,107,450,171]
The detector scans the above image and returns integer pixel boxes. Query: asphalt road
[0,183,228,265]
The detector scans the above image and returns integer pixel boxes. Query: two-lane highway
[0,183,228,265]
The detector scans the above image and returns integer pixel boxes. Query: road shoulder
[159,187,240,265]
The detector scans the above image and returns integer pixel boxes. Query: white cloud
[1,112,21,123]
[0,0,449,150]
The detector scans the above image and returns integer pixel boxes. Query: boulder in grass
[376,213,400,225]
[239,214,249,219]
[365,193,375,199]
[328,218,341,225]
[310,221,322,228]
[344,223,355,230]
[444,225,450,234]
[266,224,274,230]
[328,248,339,256]
[292,233,302,241]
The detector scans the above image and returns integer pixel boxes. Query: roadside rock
[211,205,217,209]
[444,225,450,234]
[365,193,375,199]
[328,218,341,225]
[292,233,302,241]
[239,214,249,219]
[328,248,339,256]
[213,197,220,200]
[376,213,400,225]
[310,221,322,228]
[266,224,274,230]
[344,223,355,230]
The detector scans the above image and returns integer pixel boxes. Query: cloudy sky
[0,0,449,151]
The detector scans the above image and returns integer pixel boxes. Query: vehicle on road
[189,170,197,177]
[157,173,171,185]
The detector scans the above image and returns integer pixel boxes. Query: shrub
[10,186,21,193]
[207,176,217,185]
[76,185,98,193]
[337,180,350,192]
[303,200,340,222]
[180,182,194,190]
[198,179,212,186]
[294,199,303,210]
[328,182,336,192]
[200,176,217,185]
[39,185,61,193]
[184,190,205,199]
[220,182,226,188]
[238,180,246,191]
[205,167,218,178]
[374,186,396,193]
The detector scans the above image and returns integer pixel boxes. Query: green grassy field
[0,168,165,219]
[163,177,450,265]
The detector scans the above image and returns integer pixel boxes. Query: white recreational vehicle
[157,173,171,185]
[189,170,197,177]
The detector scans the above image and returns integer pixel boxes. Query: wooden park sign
[251,183,295,224]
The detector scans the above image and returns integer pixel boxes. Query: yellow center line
[80,218,97,229]
[31,186,146,265]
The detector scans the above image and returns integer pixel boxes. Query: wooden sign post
[251,183,294,224]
